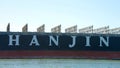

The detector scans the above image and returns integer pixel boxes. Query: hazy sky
[0,0,120,32]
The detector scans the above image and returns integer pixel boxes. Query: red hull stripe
[0,51,120,59]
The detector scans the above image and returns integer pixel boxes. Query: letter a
[29,35,40,46]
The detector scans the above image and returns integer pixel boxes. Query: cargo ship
[0,32,120,59]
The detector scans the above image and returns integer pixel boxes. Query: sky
[0,0,120,32]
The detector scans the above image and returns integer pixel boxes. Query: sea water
[0,59,119,68]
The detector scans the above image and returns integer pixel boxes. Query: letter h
[8,35,20,46]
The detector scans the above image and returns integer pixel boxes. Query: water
[0,59,120,68]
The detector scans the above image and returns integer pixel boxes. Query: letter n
[49,36,59,46]
[99,37,109,47]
